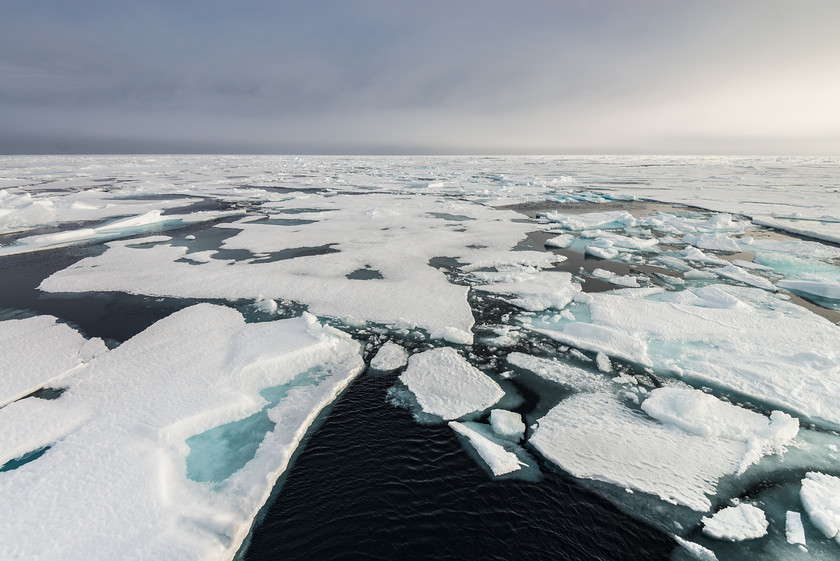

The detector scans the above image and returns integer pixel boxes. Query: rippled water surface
[242,372,676,561]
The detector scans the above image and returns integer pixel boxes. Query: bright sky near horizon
[2,0,838,155]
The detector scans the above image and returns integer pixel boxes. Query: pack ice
[0,304,363,561]
[38,193,564,345]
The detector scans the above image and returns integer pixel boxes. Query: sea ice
[538,210,637,231]
[701,504,768,541]
[530,391,794,512]
[489,409,526,441]
[0,315,107,406]
[398,347,504,420]
[473,270,581,311]
[527,285,840,426]
[800,472,840,541]
[449,421,524,476]
[778,280,840,302]
[544,233,575,248]
[39,193,562,345]
[369,342,409,372]
[708,264,776,291]
[585,245,620,260]
[506,352,610,393]
[682,233,742,252]
[786,511,807,546]
[0,304,364,561]
[591,268,641,288]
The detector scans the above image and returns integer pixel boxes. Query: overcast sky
[2,0,838,155]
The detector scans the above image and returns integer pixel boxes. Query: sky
[1,0,839,155]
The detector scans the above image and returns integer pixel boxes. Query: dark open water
[1,238,676,561]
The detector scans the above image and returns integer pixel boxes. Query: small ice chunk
[801,472,840,540]
[489,409,526,441]
[539,210,636,231]
[672,535,719,561]
[449,421,523,476]
[785,511,806,546]
[595,352,612,373]
[701,504,768,541]
[679,246,729,265]
[507,352,609,392]
[253,298,278,314]
[545,234,574,248]
[585,245,619,260]
[683,234,741,252]
[591,268,640,288]
[399,348,504,420]
[185,234,196,240]
[710,264,776,292]
[370,342,409,372]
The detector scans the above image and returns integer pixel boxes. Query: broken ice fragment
[369,342,409,372]
[489,409,526,441]
[449,421,524,476]
[398,347,504,420]
[701,504,768,541]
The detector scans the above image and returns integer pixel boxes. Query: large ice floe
[37,193,565,344]
[4,154,840,561]
[0,305,363,560]
[524,284,840,427]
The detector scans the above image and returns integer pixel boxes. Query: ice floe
[530,390,796,512]
[701,504,768,541]
[488,409,526,441]
[449,421,524,476]
[786,511,807,546]
[0,305,363,561]
[800,472,840,542]
[38,194,565,344]
[369,342,409,372]
[0,315,107,406]
[526,285,840,426]
[398,347,504,421]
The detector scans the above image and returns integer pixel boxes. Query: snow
[530,391,794,512]
[489,409,526,441]
[786,511,806,546]
[801,472,840,541]
[672,536,719,561]
[0,315,107,407]
[398,347,504,420]
[527,285,840,427]
[0,305,364,561]
[701,504,769,541]
[449,421,524,476]
[369,342,409,372]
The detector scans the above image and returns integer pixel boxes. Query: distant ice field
[1,155,839,561]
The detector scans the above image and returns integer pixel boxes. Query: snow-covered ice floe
[0,315,107,406]
[449,421,525,476]
[525,284,840,427]
[800,472,840,544]
[701,504,768,541]
[397,347,503,421]
[530,388,797,512]
[0,305,363,561]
